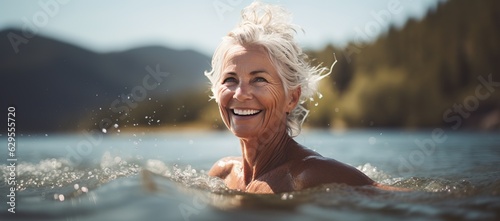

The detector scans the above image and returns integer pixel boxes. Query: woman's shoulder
[289,152,375,189]
[208,156,242,179]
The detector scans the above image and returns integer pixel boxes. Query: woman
[205,2,396,194]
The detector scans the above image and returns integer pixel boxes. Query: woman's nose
[233,83,252,101]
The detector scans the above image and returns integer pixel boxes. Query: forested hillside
[306,0,500,130]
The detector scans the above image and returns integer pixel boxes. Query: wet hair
[205,1,331,137]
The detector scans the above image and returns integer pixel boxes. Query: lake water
[1,130,499,221]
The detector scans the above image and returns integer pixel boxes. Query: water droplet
[280,193,293,200]
[117,129,121,133]
[58,194,65,201]
[113,124,119,128]
[281,193,288,200]
[74,184,79,190]
[102,128,107,133]
[318,93,323,99]
[45,134,48,137]
[314,102,319,106]
[368,137,376,145]
[81,187,88,193]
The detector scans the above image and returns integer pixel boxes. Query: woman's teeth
[232,109,262,116]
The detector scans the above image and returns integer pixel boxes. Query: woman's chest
[225,164,296,193]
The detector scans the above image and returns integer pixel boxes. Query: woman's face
[216,44,299,138]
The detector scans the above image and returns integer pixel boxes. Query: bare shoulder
[208,156,242,179]
[290,154,375,189]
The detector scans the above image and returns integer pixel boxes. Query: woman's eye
[254,77,268,83]
[223,77,237,84]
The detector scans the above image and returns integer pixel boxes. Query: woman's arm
[291,156,375,189]
[291,155,410,191]
[208,156,240,179]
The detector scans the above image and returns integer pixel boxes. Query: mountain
[0,29,212,133]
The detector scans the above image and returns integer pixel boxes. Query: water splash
[357,163,392,182]
[144,159,227,191]
[2,153,499,221]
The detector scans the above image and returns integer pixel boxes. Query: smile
[231,109,262,116]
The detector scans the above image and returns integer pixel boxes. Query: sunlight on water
[143,159,227,191]
[1,133,499,221]
[3,151,498,202]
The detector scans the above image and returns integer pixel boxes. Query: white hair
[205,1,332,137]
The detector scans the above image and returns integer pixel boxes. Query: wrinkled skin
[208,44,403,193]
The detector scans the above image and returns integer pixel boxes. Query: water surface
[1,130,499,221]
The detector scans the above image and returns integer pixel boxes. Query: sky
[0,0,441,56]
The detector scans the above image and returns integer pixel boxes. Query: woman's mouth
[231,109,262,116]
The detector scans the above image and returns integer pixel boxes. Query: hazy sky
[1,0,440,56]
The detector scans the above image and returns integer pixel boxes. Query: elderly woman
[205,2,395,194]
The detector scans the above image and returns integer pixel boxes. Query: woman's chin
[230,125,261,138]
[227,113,264,137]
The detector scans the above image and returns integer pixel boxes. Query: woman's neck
[239,129,295,185]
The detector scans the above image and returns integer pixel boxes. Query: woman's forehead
[222,44,275,70]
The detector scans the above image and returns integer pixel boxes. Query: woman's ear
[287,86,301,112]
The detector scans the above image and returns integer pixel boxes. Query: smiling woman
[204,1,400,194]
